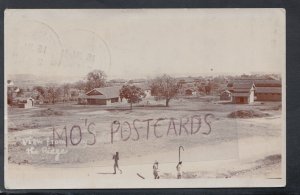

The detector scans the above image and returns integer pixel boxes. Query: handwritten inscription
[52,120,96,147]
[21,137,68,161]
[20,113,216,156]
[18,113,215,162]
[111,114,214,143]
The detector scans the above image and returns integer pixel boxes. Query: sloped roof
[255,87,282,94]
[86,86,121,99]
[221,90,231,94]
[80,95,107,99]
[233,88,252,93]
[232,93,250,97]
[14,97,34,102]
[231,81,254,98]
[233,82,255,89]
[254,80,281,87]
[234,79,281,87]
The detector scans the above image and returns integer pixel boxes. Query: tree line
[8,69,221,108]
[7,70,107,105]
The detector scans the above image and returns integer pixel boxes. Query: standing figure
[113,152,122,174]
[153,161,159,179]
[176,161,182,179]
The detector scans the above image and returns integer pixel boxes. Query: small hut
[220,90,232,101]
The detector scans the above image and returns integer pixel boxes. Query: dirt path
[5,135,282,188]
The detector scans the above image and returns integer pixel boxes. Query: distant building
[234,79,282,102]
[176,77,195,84]
[232,82,255,104]
[176,77,200,96]
[131,83,152,98]
[228,78,282,102]
[184,88,197,96]
[7,80,14,87]
[227,83,234,93]
[252,79,281,87]
[220,90,232,101]
[15,97,34,108]
[107,79,127,86]
[185,89,193,96]
[255,87,281,101]
[78,86,121,105]
[253,79,282,101]
[144,89,152,98]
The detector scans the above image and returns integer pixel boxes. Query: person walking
[176,161,182,179]
[153,160,159,179]
[113,152,122,174]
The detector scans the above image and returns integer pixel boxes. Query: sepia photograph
[4,9,285,189]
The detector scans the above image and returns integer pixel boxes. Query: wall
[233,96,248,104]
[18,99,34,108]
[256,93,281,101]
[87,99,107,105]
[111,97,119,103]
[249,90,255,103]
[220,93,231,100]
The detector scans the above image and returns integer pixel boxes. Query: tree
[7,87,14,105]
[46,87,56,104]
[204,85,211,95]
[85,70,107,92]
[62,83,71,102]
[120,85,146,110]
[150,74,180,107]
[204,80,219,95]
[46,86,62,104]
[73,80,86,91]
[16,88,24,97]
[33,86,46,100]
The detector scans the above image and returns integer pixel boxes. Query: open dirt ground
[6,97,283,186]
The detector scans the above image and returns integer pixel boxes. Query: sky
[5,9,285,81]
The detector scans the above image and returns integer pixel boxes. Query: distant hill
[7,74,82,88]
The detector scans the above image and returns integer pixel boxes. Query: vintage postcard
[4,9,286,189]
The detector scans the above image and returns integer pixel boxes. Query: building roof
[80,95,108,100]
[233,88,252,93]
[231,82,255,98]
[14,97,34,102]
[15,97,34,100]
[253,80,281,87]
[86,86,121,99]
[232,93,250,97]
[232,82,255,89]
[234,79,281,87]
[255,87,282,94]
[221,90,231,94]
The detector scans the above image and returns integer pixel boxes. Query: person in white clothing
[153,160,159,179]
[176,161,182,179]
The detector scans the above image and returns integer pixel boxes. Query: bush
[228,110,270,118]
[33,108,64,117]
